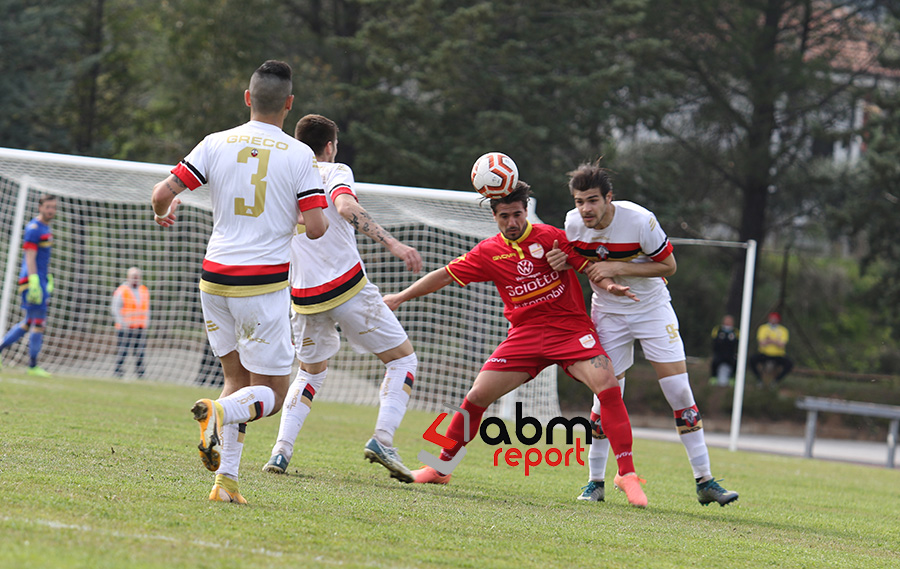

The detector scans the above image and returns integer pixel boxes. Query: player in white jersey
[151,60,329,504]
[262,114,421,483]
[548,162,738,507]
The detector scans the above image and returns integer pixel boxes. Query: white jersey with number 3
[171,120,326,297]
[565,200,674,314]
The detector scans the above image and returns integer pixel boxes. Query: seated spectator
[710,314,738,386]
[749,311,793,386]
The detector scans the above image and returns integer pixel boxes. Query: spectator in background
[749,311,793,386]
[112,267,149,378]
[710,314,739,386]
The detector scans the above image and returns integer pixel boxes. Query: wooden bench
[795,396,900,468]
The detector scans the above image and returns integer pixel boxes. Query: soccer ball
[470,152,519,199]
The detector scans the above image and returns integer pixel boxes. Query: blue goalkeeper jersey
[18,216,53,286]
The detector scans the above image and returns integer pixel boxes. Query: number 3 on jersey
[234,147,270,217]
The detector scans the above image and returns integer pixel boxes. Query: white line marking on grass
[1,516,401,567]
[0,377,51,387]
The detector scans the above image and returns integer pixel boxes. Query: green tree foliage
[610,0,900,314]
[299,0,653,223]
[3,0,899,371]
[1,0,79,151]
[0,0,165,158]
[852,91,900,341]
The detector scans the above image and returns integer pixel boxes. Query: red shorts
[481,321,607,379]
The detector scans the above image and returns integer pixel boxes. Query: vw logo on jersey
[517,259,534,276]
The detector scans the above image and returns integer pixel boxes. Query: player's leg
[578,375,625,501]
[24,300,50,376]
[192,293,241,473]
[412,369,530,484]
[192,290,292,502]
[264,310,338,473]
[748,353,765,384]
[211,290,294,424]
[331,285,417,481]
[412,326,546,484]
[0,319,28,354]
[640,304,738,506]
[27,322,46,372]
[264,360,327,473]
[373,340,416,446]
[1,292,35,360]
[773,356,793,383]
[114,329,127,377]
[364,340,417,482]
[580,311,634,500]
[134,329,147,378]
[568,356,646,507]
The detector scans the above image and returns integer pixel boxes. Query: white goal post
[0,148,560,422]
[670,238,757,452]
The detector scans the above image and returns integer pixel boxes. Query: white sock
[272,369,326,461]
[219,385,275,424]
[586,377,624,481]
[587,437,611,481]
[374,353,417,447]
[216,422,245,482]
[659,373,712,480]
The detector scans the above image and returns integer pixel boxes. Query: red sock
[439,397,486,462]
[596,386,635,475]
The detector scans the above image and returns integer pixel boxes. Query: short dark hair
[489,180,531,213]
[248,60,293,115]
[294,114,339,156]
[39,194,57,205]
[567,162,613,198]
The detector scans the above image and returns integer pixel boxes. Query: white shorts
[292,282,408,363]
[592,302,685,376]
[201,288,294,376]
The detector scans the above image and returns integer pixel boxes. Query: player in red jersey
[383,181,648,507]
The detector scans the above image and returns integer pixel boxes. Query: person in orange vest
[112,267,149,378]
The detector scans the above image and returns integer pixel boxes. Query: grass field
[1,372,898,569]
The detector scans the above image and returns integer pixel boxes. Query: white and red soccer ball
[470,152,519,199]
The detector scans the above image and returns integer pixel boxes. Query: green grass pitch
[0,372,897,568]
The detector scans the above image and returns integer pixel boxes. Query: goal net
[0,148,560,422]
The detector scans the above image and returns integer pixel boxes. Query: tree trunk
[74,0,105,154]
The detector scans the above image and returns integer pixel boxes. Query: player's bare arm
[585,253,677,282]
[335,195,422,272]
[383,268,453,311]
[25,248,39,277]
[301,205,329,239]
[151,174,186,228]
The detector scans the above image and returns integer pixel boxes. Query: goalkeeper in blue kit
[0,195,58,377]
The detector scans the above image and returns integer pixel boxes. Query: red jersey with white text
[445,222,591,329]
[172,120,326,297]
